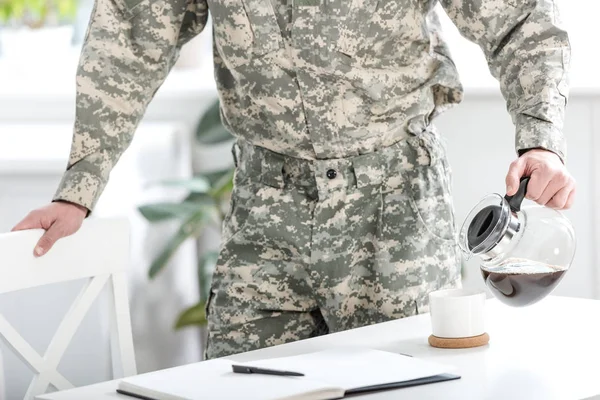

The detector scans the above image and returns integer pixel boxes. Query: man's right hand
[11,201,88,257]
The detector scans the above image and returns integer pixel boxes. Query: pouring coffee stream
[458,177,576,307]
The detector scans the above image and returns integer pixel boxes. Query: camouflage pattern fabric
[54,0,570,210]
[204,128,461,359]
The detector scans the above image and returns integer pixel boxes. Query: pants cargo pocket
[220,171,259,245]
[378,134,460,302]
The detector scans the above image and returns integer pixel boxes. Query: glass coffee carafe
[458,177,576,307]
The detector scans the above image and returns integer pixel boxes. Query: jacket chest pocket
[335,0,380,58]
[208,0,283,69]
[335,0,430,68]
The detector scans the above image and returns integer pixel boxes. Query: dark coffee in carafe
[481,259,567,307]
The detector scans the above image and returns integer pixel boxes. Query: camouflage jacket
[54,0,570,210]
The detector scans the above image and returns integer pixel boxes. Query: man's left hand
[505,149,576,210]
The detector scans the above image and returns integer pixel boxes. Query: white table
[37,296,600,400]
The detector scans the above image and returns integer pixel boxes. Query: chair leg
[108,272,137,378]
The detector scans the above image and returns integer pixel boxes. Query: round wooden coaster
[428,332,490,349]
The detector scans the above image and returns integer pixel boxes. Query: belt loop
[421,135,435,166]
[416,131,439,167]
[427,129,444,167]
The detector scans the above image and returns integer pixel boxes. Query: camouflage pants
[204,129,461,359]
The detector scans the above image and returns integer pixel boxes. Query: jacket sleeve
[439,0,570,162]
[53,0,208,211]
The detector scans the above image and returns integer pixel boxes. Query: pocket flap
[337,0,379,56]
[113,0,150,19]
[352,152,387,188]
[241,0,283,56]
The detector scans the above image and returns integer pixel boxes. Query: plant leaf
[196,100,233,145]
[148,210,209,278]
[157,177,211,193]
[56,0,76,19]
[174,300,207,329]
[199,168,233,187]
[184,191,214,204]
[197,125,233,145]
[198,251,219,303]
[138,201,203,222]
[0,6,9,22]
[12,0,24,19]
[209,169,234,199]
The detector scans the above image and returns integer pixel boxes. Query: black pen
[232,364,305,377]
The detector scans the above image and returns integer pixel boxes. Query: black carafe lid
[466,178,529,252]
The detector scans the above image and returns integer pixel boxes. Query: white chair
[0,218,137,400]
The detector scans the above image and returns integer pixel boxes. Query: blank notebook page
[118,359,342,400]
[241,347,453,391]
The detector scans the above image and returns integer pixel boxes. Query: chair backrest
[0,218,137,400]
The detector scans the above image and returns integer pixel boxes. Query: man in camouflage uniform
[14,0,576,359]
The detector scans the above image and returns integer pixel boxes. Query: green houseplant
[0,0,77,28]
[138,99,234,331]
[0,0,77,59]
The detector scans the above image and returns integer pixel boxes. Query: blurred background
[0,0,598,398]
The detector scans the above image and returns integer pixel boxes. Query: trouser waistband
[232,129,446,196]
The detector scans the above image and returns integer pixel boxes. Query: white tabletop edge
[35,296,600,400]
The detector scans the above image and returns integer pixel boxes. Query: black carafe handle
[504,177,530,212]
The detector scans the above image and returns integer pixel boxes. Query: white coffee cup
[429,288,486,338]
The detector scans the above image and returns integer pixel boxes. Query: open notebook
[117,348,460,400]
